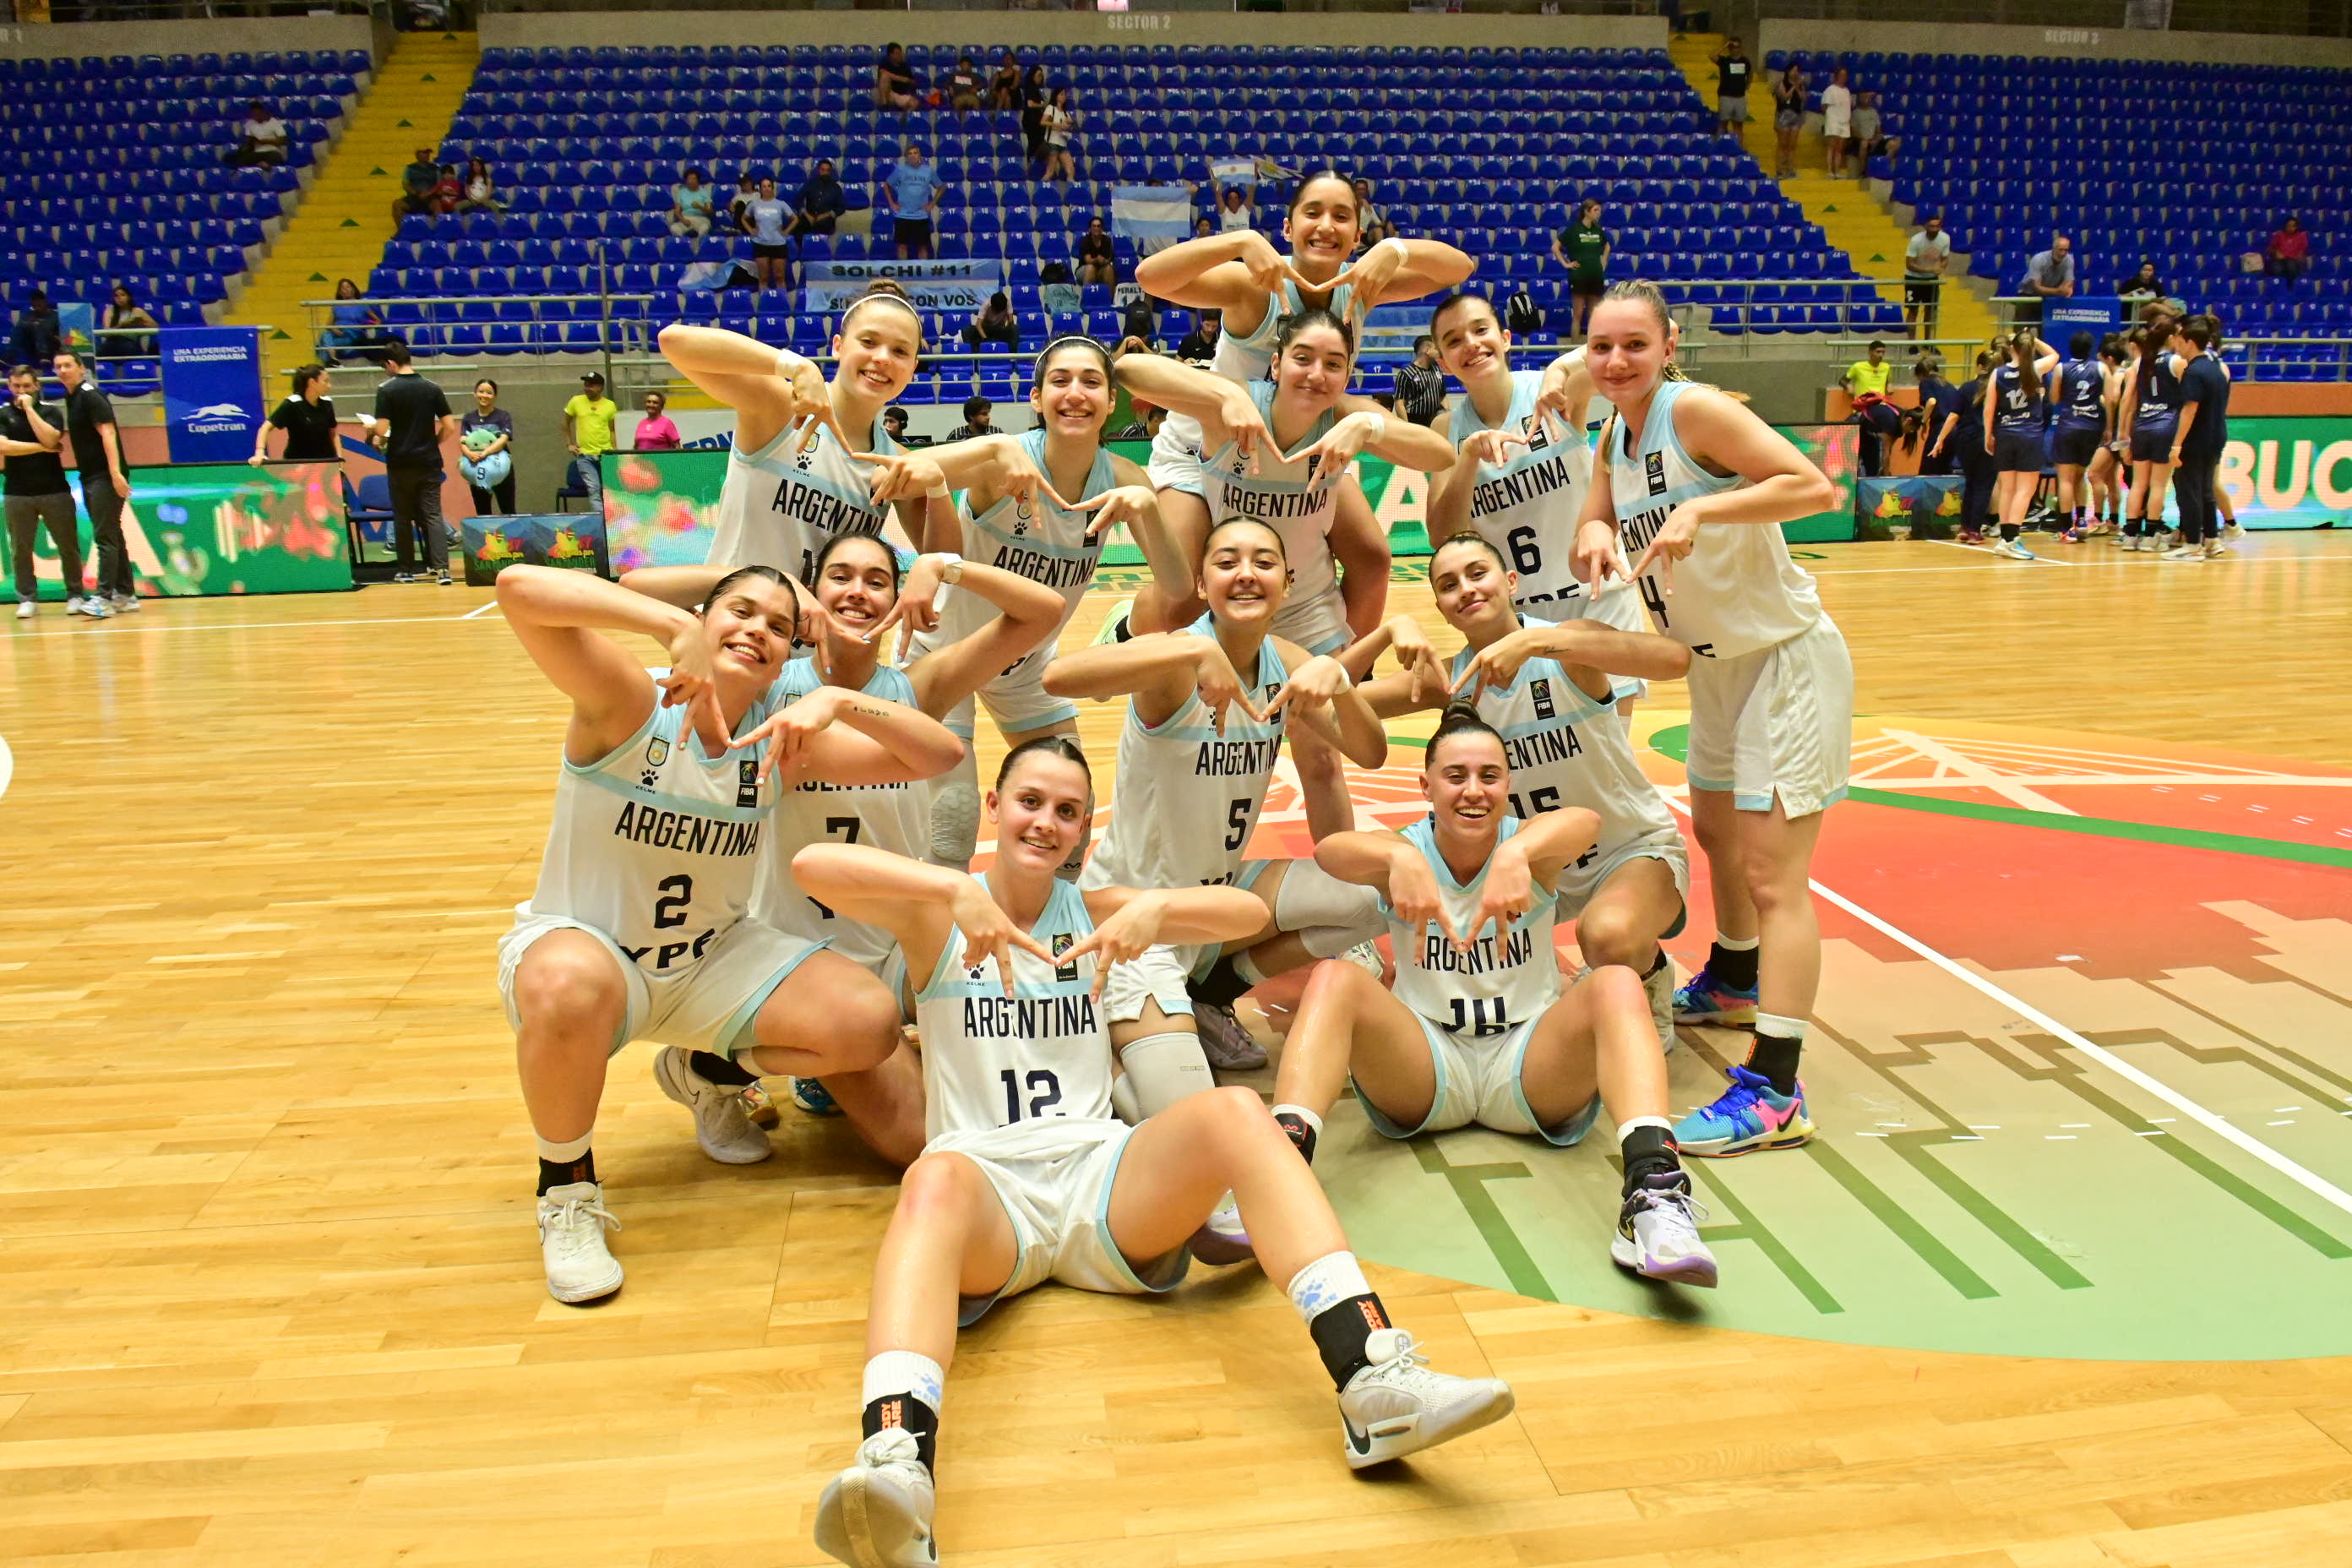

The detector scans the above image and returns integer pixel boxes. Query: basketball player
[1984,329,2058,561]
[1424,291,1650,645]
[799,738,1516,1568]
[2087,335,2130,534]
[859,335,1195,868]
[658,282,945,580]
[1267,707,1716,1287]
[2050,331,2107,542]
[1337,533,1692,1043]
[1126,171,1473,636]
[2119,308,2184,551]
[1574,280,1850,1158]
[493,564,962,1303]
[1042,518,1389,1213]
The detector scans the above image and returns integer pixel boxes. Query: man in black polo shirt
[5,363,106,619]
[54,351,139,613]
[368,339,455,585]
[2165,316,2232,562]
[1712,36,1752,138]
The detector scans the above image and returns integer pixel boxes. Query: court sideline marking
[2,608,497,638]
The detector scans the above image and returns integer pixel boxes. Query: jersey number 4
[998,1067,1064,1123]
[806,818,861,918]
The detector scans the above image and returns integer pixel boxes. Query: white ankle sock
[1714,934,1760,952]
[862,1349,945,1413]
[1285,1250,1370,1325]
[1271,1103,1324,1138]
[1615,1114,1674,1144]
[1755,1012,1809,1042]
[534,1130,592,1164]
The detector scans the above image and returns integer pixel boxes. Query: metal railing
[300,293,658,384]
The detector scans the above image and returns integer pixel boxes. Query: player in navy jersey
[2050,331,2108,542]
[797,738,1516,1568]
[1983,329,2058,561]
[2118,306,2184,550]
[2084,335,2130,535]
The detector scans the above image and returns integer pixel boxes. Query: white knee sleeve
[928,755,981,869]
[1298,923,1377,960]
[1110,1071,1142,1124]
[1114,1031,1214,1119]
[1275,859,1386,945]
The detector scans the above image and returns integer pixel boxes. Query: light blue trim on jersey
[1125,616,1289,743]
[1447,623,1621,732]
[1618,379,1740,510]
[1375,814,1560,919]
[716,939,831,1056]
[773,654,918,707]
[1733,782,1848,814]
[564,672,777,823]
[729,407,896,476]
[1451,368,1578,491]
[1230,276,1354,357]
[912,878,1096,1004]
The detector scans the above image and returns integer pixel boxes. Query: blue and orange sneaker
[1672,965,1759,1027]
[1674,1065,1814,1157]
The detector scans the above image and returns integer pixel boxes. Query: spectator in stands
[8,291,61,368]
[429,163,464,216]
[1119,295,1157,353]
[53,351,136,613]
[562,371,618,520]
[948,54,983,114]
[392,146,438,226]
[1217,184,1255,233]
[223,101,288,167]
[1020,67,1050,167]
[460,378,516,516]
[1077,218,1117,286]
[667,167,715,237]
[102,284,158,360]
[1771,64,1805,178]
[633,391,683,452]
[1711,35,1751,138]
[2115,260,2166,301]
[945,397,995,443]
[1352,177,1387,233]
[367,340,454,585]
[1394,336,1446,427]
[2266,218,2309,283]
[743,177,793,291]
[1193,215,1216,241]
[1912,354,1961,477]
[793,158,846,239]
[728,172,760,234]
[1041,89,1079,184]
[1178,308,1221,362]
[2021,234,2075,322]
[883,405,911,445]
[456,156,504,215]
[987,52,1022,112]
[1551,199,1612,335]
[1903,214,1950,339]
[883,143,941,261]
[1820,67,1854,179]
[251,364,339,466]
[5,363,101,620]
[319,278,385,365]
[874,43,920,113]
[1849,91,1884,178]
[961,292,1021,351]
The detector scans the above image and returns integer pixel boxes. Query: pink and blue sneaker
[1671,965,1759,1027]
[1673,1065,1814,1157]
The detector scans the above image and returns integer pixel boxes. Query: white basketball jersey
[1380,814,1564,1037]
[523,673,780,973]
[1604,379,1823,660]
[1200,380,1347,651]
[1449,618,1679,861]
[1081,616,1289,895]
[1155,276,1355,466]
[756,656,930,966]
[709,411,899,582]
[914,876,1116,1146]
[906,428,1112,731]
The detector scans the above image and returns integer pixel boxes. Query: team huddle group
[493,173,1852,1568]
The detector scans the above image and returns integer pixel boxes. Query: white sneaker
[1192,999,1267,1071]
[2160,545,2203,563]
[1990,539,2035,561]
[1189,1192,1255,1266]
[13,601,31,620]
[814,1428,939,1567]
[392,572,416,584]
[1338,940,1387,981]
[1643,959,1680,1054]
[1611,1173,1719,1288]
[110,592,140,613]
[2222,522,2245,542]
[1338,1327,1515,1469]
[1089,596,1134,647]
[536,1180,623,1304]
[652,1045,773,1164]
[2203,540,2229,558]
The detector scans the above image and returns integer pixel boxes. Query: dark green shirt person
[1552,204,1612,292]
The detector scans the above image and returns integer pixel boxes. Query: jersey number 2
[651,874,692,928]
[999,1068,1063,1123]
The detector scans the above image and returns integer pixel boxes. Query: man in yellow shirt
[1843,340,1897,476]
[1843,339,1892,399]
[561,371,620,514]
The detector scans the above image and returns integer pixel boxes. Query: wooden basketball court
[5,534,2351,1565]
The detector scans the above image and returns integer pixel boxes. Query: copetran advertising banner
[160,326,264,464]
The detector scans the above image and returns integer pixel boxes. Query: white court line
[1658,796,2352,1220]
[1925,539,2074,566]
[6,610,493,638]
[1810,555,2352,578]
[460,600,502,619]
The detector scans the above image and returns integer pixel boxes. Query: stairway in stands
[1668,30,1998,349]
[226,31,481,385]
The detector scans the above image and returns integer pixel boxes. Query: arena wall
[0,14,381,63]
[1759,18,2352,68]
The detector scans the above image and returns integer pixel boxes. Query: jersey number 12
[999,1067,1064,1123]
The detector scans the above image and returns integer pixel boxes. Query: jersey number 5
[998,1067,1063,1123]
[1224,798,1252,852]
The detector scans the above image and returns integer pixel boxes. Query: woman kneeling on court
[1269,706,1717,1288]
[796,737,1516,1568]
[496,564,962,1305]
